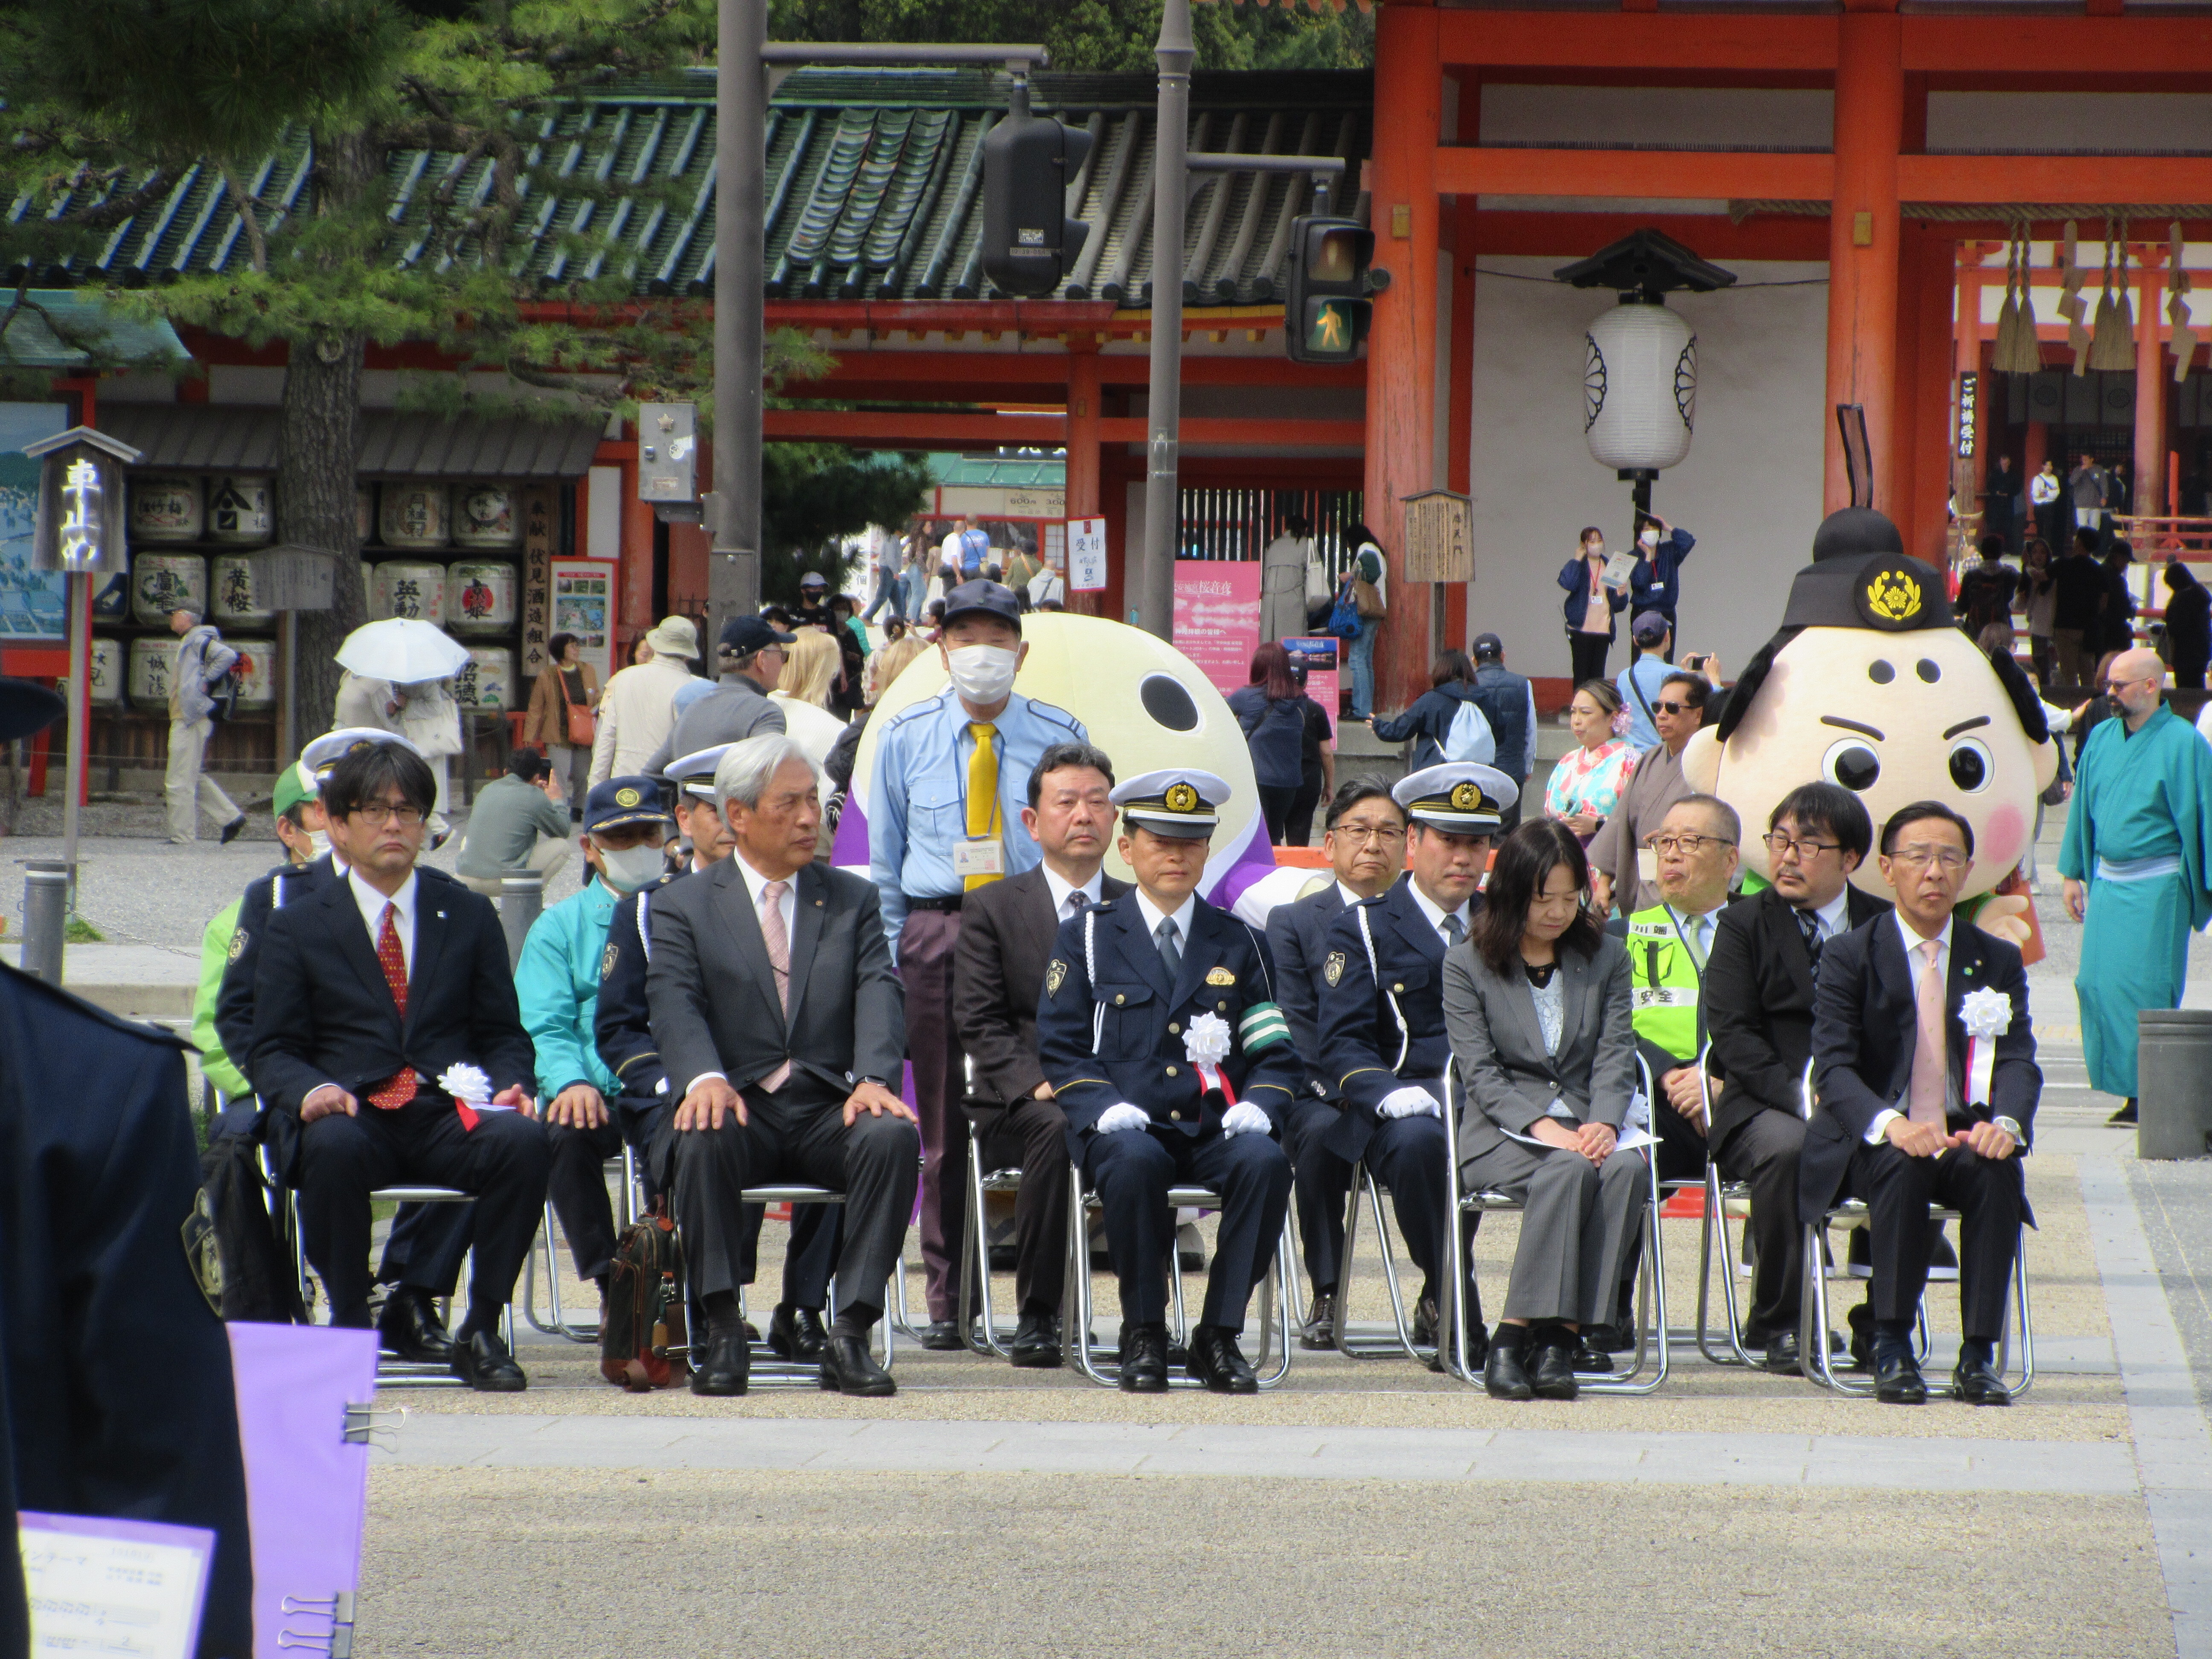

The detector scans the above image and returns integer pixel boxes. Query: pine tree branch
[218,163,268,274]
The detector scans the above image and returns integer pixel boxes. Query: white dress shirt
[1664,902,1722,965]
[1132,888,1198,963]
[348,869,418,974]
[1865,911,1954,1144]
[1042,862,1106,923]
[685,856,803,1096]
[1407,879,1473,949]
[1807,886,1852,946]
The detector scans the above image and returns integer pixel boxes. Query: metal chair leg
[1694,1168,1758,1368]
[1330,1164,1431,1362]
[1581,1151,1670,1395]
[957,1141,1016,1359]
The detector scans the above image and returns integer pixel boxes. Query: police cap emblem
[1323,950,1346,988]
[1450,781,1481,812]
[1205,966,1237,987]
[615,786,641,808]
[1045,959,1067,996]
[1857,564,1926,630]
[1164,782,1199,814]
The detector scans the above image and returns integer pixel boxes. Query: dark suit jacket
[249,866,535,1117]
[214,853,338,1069]
[1803,911,2040,1223]
[645,857,904,1103]
[1264,877,1348,1103]
[1704,882,1891,1150]
[593,869,705,1102]
[954,866,1130,1107]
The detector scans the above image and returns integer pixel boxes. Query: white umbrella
[335,618,471,684]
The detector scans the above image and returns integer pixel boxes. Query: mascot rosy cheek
[1680,508,2059,953]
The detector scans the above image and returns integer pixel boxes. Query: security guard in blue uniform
[1038,768,1301,1393]
[1318,762,1513,1367]
[0,678,252,1658]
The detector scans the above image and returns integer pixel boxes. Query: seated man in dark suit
[1705,782,1891,1374]
[1808,800,2039,1406]
[952,740,1128,1368]
[1318,763,1513,1367]
[1265,780,1404,1348]
[1039,768,1302,1394]
[250,740,551,1391]
[645,733,918,1398]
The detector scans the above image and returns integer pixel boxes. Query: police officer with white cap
[1316,762,1516,1367]
[1037,768,1302,1393]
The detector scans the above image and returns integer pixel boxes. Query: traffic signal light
[981,85,1092,298]
[1285,216,1374,364]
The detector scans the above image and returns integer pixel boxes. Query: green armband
[1239,1001,1291,1054]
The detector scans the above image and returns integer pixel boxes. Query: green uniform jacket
[191,899,253,1099]
[515,876,623,1101]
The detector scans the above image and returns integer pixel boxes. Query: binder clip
[341,1402,404,1451]
[278,1591,357,1656]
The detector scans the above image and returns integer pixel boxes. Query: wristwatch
[1992,1115,2024,1142]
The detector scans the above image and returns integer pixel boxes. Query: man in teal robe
[2058,648,2212,1120]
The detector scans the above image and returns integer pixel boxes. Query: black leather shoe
[1484,1339,1534,1401]
[1571,1339,1615,1375]
[768,1304,827,1362]
[1952,1352,2012,1406]
[219,815,246,845]
[1453,1321,1490,1375]
[2109,1097,2139,1126]
[1581,1321,1634,1354]
[918,1320,965,1351]
[690,1333,751,1395]
[1118,1324,1169,1393]
[818,1333,896,1397]
[1298,1290,1338,1351]
[1412,1293,1440,1349]
[451,1328,527,1392]
[1764,1330,1805,1376]
[1009,1313,1062,1369]
[1188,1325,1259,1394]
[1874,1353,1928,1405]
[1531,1339,1580,1400]
[377,1287,455,1364]
[1846,1301,1877,1372]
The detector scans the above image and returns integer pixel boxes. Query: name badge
[953,838,1004,878]
[1636,847,1658,882]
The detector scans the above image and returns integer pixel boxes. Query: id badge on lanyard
[953,838,1004,878]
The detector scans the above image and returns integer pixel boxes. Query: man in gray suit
[642,616,791,775]
[645,733,918,1397]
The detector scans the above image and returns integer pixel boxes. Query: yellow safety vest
[1625,904,1707,1065]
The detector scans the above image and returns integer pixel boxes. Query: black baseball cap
[941,579,1022,631]
[719,614,796,655]
[1471,632,1503,660]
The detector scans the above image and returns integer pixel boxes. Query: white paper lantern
[1582,300,1697,473]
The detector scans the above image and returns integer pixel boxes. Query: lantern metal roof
[1554,230,1738,302]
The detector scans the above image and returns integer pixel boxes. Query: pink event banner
[1172,560,1261,696]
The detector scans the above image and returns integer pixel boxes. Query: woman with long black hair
[1227,641,1310,844]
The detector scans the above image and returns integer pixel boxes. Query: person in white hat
[589,616,701,786]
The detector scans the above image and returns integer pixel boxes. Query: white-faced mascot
[1682,507,2059,951]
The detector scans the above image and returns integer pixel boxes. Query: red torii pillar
[1065,345,1103,617]
[1825,9,1904,517]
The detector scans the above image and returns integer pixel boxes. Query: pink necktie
[1907,938,1947,1127]
[760,880,791,1093]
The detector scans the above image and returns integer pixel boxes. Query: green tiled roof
[4,69,1371,310]
[928,452,1065,487]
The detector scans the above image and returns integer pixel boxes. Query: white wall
[1466,257,1830,679]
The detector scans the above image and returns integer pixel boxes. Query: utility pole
[1136,0,1193,639]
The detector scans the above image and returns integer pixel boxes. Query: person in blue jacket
[1627,512,1695,656]
[1559,525,1630,687]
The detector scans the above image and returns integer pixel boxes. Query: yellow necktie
[965,721,1001,890]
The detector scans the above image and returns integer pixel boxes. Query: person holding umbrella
[335,618,477,845]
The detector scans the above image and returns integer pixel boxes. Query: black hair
[2075,527,2101,553]
[279,801,314,833]
[1348,522,1382,550]
[1769,782,1873,864]
[1659,671,1709,709]
[1879,798,1976,859]
[1429,649,1475,689]
[323,742,437,822]
[1978,536,2005,558]
[509,744,550,782]
[549,632,579,664]
[1324,780,1404,831]
[1473,820,1601,975]
[1284,514,1312,536]
[2168,561,2202,592]
[1027,741,1116,808]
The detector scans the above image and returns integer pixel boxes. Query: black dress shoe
[690,1333,751,1395]
[451,1328,527,1392]
[1530,1339,1580,1401]
[1484,1339,1535,1401]
[1457,1321,1490,1375]
[1412,1293,1440,1349]
[2109,1097,2139,1126]
[377,1287,455,1364]
[918,1319,965,1351]
[1874,1353,1928,1405]
[1951,1351,2012,1406]
[1118,1324,1169,1393]
[1570,1339,1615,1375]
[818,1333,896,1397]
[1764,1330,1805,1376]
[1846,1301,1877,1372]
[1586,1321,1636,1354]
[1188,1325,1259,1394]
[768,1304,827,1362]
[1009,1313,1062,1369]
[219,815,246,845]
[1298,1290,1338,1351]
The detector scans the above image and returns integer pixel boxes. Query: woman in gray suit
[1443,819,1645,1401]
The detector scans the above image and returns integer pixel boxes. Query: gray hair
[714,733,818,811]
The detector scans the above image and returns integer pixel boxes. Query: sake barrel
[86,636,121,704]
[452,483,522,549]
[131,553,207,626]
[226,638,276,711]
[129,474,202,544]
[211,553,275,626]
[128,636,176,710]
[454,645,514,710]
[378,483,450,550]
[446,560,517,635]
[205,474,273,545]
[372,560,447,623]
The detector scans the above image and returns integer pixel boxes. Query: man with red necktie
[250,740,550,1390]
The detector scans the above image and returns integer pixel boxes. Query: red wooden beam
[1439,12,1838,72]
[762,409,1366,448]
[1472,210,1830,260]
[1897,153,2212,205]
[792,352,1363,391]
[1434,147,1834,202]
[1901,16,2212,76]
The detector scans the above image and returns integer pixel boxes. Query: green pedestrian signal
[1285,215,1373,364]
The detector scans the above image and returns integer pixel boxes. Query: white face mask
[597,844,667,893]
[945,643,1019,706]
[1639,528,1660,548]
[308,830,331,860]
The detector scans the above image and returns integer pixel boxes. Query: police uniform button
[1217,1001,1228,1011]
[1170,1111,1182,1121]
[1115,993,1126,1005]
[1168,1022,1180,1035]
[1166,1065,1177,1077]
[1392,983,1404,993]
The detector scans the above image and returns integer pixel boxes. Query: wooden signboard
[1400,489,1473,584]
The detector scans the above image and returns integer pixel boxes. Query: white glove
[1096,1103,1150,1134]
[1378,1085,1443,1120]
[1220,1101,1272,1138]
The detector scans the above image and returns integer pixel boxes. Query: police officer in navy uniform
[0,677,252,1657]
[1038,768,1302,1393]
[1318,763,1513,1368]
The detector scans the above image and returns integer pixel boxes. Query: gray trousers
[1460,1137,1645,1324]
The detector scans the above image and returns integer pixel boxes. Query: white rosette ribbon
[1183,1011,1236,1103]
[1958,988,2011,1108]
[437,1062,498,1130]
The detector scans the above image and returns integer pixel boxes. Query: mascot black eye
[1138,673,1199,732]
[1822,737,1880,793]
[1867,660,1895,684]
[1948,736,1993,793]
[1916,658,1941,683]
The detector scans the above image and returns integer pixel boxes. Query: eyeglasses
[1333,822,1406,846]
[2098,675,2153,693]
[349,802,426,828]
[1763,831,1841,859]
[1646,833,1734,856]
[1889,845,1968,871]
